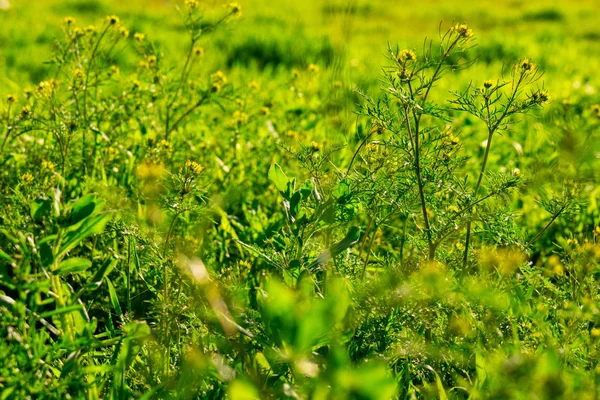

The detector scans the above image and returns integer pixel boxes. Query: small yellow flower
[333,80,343,88]
[520,58,534,72]
[229,2,242,18]
[20,106,31,118]
[231,110,248,125]
[185,160,205,176]
[185,0,199,10]
[110,65,120,76]
[134,32,145,42]
[107,15,120,25]
[307,63,320,73]
[452,23,473,38]
[21,173,34,184]
[211,70,228,85]
[42,160,55,171]
[235,99,245,108]
[261,106,270,116]
[156,139,173,152]
[592,104,600,117]
[7,94,16,103]
[248,80,260,90]
[396,49,417,64]
[310,141,322,152]
[592,328,600,338]
[64,17,76,25]
[36,79,58,96]
[193,47,204,57]
[532,89,550,104]
[119,27,130,38]
[146,55,157,65]
[73,68,84,79]
[483,80,494,89]
[73,27,85,37]
[85,25,97,33]
[291,69,300,79]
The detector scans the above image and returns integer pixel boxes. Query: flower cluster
[451,23,473,38]
[184,160,205,176]
[210,70,228,93]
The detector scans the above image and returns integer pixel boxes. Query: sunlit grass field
[1,0,600,398]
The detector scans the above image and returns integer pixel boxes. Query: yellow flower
[185,0,199,10]
[261,106,270,116]
[134,32,145,42]
[107,15,120,25]
[592,328,600,338]
[193,47,204,57]
[185,160,205,176]
[146,55,157,65]
[452,23,473,38]
[36,79,58,96]
[229,2,242,18]
[64,17,76,25]
[291,69,300,79]
[42,160,55,171]
[532,89,550,104]
[119,27,130,38]
[73,68,84,79]
[21,173,34,184]
[85,25,97,33]
[307,63,320,73]
[248,80,260,90]
[7,94,16,103]
[592,104,600,117]
[396,49,416,64]
[231,111,248,125]
[520,58,534,72]
[20,106,31,118]
[73,27,85,37]
[211,70,228,85]
[156,139,173,152]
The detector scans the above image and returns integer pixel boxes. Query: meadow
[1,0,600,398]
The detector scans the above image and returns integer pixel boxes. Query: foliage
[1,1,600,399]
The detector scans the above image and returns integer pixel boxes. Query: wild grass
[1,1,600,399]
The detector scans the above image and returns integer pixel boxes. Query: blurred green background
[1,0,600,100]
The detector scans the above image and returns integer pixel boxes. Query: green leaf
[106,277,123,318]
[68,194,100,226]
[30,197,51,221]
[268,163,289,193]
[426,365,448,400]
[0,249,15,264]
[55,257,92,275]
[57,213,111,259]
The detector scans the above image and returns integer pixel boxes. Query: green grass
[1,0,600,399]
